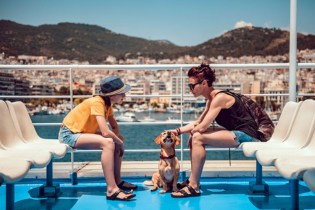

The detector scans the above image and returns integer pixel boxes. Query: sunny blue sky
[0,0,314,46]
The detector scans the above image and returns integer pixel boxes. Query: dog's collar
[160,154,176,159]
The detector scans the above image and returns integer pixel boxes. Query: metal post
[71,150,78,185]
[290,179,299,210]
[179,67,185,181]
[46,160,53,186]
[289,0,297,102]
[180,67,183,167]
[70,68,73,110]
[39,159,61,197]
[248,159,269,194]
[256,159,262,184]
[6,183,14,210]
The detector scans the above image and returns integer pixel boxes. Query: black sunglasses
[188,80,203,91]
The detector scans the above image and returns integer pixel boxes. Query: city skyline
[0,0,315,46]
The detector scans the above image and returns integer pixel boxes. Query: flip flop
[171,185,201,198]
[118,181,138,190]
[177,179,201,190]
[106,189,136,201]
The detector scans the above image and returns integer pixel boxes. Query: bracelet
[176,128,181,135]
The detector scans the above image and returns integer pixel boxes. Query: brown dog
[145,131,181,194]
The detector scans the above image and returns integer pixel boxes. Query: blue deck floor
[1,178,315,210]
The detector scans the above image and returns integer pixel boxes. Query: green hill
[1,20,315,63]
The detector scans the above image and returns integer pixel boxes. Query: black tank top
[214,91,259,139]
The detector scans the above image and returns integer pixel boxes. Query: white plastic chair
[304,170,315,193]
[0,100,52,168]
[241,101,302,157]
[0,158,32,210]
[0,159,31,184]
[256,99,315,166]
[6,101,67,158]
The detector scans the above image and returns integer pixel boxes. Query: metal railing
[1,62,315,172]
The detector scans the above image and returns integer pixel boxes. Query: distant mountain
[0,20,187,63]
[1,20,315,63]
[173,26,315,59]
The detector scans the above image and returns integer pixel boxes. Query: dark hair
[102,96,111,107]
[188,63,216,87]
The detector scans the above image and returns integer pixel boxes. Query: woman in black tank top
[168,64,259,198]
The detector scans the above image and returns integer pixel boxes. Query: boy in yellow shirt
[59,76,136,201]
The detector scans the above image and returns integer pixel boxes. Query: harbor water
[31,111,254,162]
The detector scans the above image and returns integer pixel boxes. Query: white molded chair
[255,99,315,166]
[0,159,31,184]
[241,101,302,157]
[0,158,32,210]
[304,170,315,193]
[6,101,67,158]
[0,100,52,168]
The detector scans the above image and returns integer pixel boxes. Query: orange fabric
[63,96,113,133]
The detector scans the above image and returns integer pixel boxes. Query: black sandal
[118,181,138,190]
[177,179,201,190]
[106,189,136,201]
[171,185,201,198]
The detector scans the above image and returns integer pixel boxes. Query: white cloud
[264,21,272,28]
[301,31,309,35]
[234,21,253,29]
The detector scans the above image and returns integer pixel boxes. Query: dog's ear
[154,133,162,145]
[174,135,181,146]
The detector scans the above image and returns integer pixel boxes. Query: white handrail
[1,63,315,71]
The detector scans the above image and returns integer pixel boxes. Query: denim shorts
[231,130,259,146]
[58,125,82,148]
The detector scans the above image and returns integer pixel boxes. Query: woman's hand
[193,120,200,127]
[164,129,179,136]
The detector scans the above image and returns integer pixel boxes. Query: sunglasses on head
[188,80,203,91]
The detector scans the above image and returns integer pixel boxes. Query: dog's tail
[143,180,154,186]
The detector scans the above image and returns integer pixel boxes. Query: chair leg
[290,179,299,210]
[249,159,269,194]
[39,160,61,197]
[6,183,14,210]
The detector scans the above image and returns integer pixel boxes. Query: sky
[0,0,314,46]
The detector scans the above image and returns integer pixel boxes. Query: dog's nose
[167,131,171,135]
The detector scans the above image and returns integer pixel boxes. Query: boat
[139,116,155,122]
[165,117,181,123]
[133,107,144,112]
[115,112,138,122]
[139,105,155,122]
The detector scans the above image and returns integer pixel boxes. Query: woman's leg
[172,128,237,196]
[74,134,134,199]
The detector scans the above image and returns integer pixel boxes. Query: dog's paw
[150,186,158,191]
[159,189,167,194]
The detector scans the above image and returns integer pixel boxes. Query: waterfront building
[31,84,54,95]
[0,72,31,102]
[125,80,150,103]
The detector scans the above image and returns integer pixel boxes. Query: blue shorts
[231,130,259,146]
[58,125,82,148]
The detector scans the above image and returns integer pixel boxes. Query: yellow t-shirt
[63,96,114,133]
